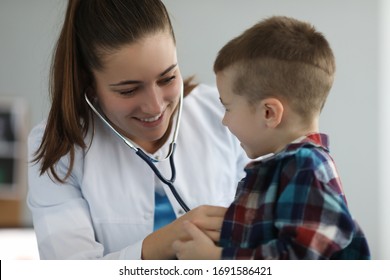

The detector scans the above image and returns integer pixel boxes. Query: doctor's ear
[260,98,284,128]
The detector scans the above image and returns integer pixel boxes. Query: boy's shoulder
[275,135,341,187]
[253,133,336,179]
[281,136,333,170]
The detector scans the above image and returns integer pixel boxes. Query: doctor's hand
[176,205,227,242]
[142,205,226,259]
[172,220,222,260]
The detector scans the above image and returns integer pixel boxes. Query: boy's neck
[273,114,319,154]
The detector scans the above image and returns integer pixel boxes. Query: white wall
[0,0,67,125]
[0,0,386,259]
[379,0,390,260]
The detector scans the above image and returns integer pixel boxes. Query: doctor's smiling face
[92,31,182,153]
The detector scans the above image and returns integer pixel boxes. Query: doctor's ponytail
[33,0,88,183]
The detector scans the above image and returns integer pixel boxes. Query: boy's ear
[260,98,284,128]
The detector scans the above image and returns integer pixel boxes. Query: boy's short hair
[214,16,336,119]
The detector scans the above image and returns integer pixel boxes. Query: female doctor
[27,0,248,259]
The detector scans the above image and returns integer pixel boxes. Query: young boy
[172,16,370,260]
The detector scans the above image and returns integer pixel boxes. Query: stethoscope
[84,84,190,212]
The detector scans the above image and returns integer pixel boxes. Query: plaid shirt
[220,133,370,259]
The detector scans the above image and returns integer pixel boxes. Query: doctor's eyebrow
[109,63,178,87]
[159,63,177,77]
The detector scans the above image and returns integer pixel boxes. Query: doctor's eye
[116,86,140,96]
[158,75,176,86]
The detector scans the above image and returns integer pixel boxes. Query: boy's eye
[219,102,229,112]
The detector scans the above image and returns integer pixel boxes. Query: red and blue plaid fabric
[220,133,370,259]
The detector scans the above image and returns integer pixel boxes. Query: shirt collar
[286,133,329,152]
[247,133,330,168]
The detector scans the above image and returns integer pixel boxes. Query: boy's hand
[172,221,222,260]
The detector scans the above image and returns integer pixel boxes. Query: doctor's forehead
[93,33,177,80]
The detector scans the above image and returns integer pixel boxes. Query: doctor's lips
[134,111,165,127]
[139,113,163,122]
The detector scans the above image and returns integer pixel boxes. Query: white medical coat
[27,84,249,259]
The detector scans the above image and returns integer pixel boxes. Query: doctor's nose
[141,87,164,114]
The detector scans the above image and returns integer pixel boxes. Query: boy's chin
[240,145,255,159]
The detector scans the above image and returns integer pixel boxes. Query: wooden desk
[0,199,22,227]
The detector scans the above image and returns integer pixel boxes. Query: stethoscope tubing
[136,145,190,212]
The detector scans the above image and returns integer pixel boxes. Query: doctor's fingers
[172,237,199,260]
[192,205,228,218]
[172,239,185,259]
[172,239,183,253]
[203,229,221,242]
[192,215,224,232]
[172,240,194,260]
[186,205,227,225]
[182,221,207,239]
[186,218,222,242]
[176,226,220,243]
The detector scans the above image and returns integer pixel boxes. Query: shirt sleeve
[222,148,357,259]
[27,123,143,260]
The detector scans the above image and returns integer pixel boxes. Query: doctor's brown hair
[214,16,336,120]
[32,0,190,183]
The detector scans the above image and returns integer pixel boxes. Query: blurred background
[0,0,388,259]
